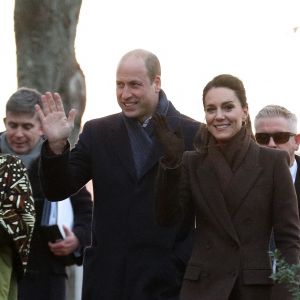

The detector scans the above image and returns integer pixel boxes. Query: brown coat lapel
[195,142,262,243]
[224,142,263,217]
[196,158,239,244]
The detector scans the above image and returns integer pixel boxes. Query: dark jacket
[24,158,93,275]
[294,155,300,213]
[155,141,300,300]
[0,136,93,300]
[40,100,200,300]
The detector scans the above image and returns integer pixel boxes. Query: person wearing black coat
[18,158,92,300]
[254,104,300,212]
[36,49,201,300]
[1,87,93,300]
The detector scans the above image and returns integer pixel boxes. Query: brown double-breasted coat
[156,141,300,300]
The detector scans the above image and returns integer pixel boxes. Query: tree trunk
[14,1,85,299]
[14,0,85,146]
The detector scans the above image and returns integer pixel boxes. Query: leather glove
[152,113,184,165]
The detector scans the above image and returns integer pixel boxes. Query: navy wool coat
[40,102,200,300]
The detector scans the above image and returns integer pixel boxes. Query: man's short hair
[119,49,161,83]
[255,104,298,133]
[6,87,42,116]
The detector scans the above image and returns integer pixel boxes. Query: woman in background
[154,74,300,300]
[0,154,35,300]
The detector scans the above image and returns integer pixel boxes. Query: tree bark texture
[14,0,85,146]
[14,2,85,299]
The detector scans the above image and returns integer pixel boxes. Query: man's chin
[11,147,29,155]
[122,111,139,119]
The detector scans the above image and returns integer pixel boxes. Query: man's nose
[267,136,277,148]
[121,85,132,99]
[14,127,24,137]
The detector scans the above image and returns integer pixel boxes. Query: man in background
[254,104,300,206]
[1,87,93,300]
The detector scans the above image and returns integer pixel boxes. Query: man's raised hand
[35,92,77,154]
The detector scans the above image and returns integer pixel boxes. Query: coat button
[228,271,237,277]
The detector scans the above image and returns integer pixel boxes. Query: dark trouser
[18,272,66,300]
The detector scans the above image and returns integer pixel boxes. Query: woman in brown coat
[154,74,300,300]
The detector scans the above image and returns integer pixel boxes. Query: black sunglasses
[255,132,296,145]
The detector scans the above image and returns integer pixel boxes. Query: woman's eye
[205,107,215,113]
[224,105,234,111]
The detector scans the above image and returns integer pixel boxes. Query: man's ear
[3,117,6,126]
[153,75,161,93]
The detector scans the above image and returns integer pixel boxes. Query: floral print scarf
[0,154,35,275]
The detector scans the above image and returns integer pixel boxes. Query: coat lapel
[196,159,240,244]
[196,143,262,243]
[109,116,137,181]
[224,143,262,217]
[108,105,187,181]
